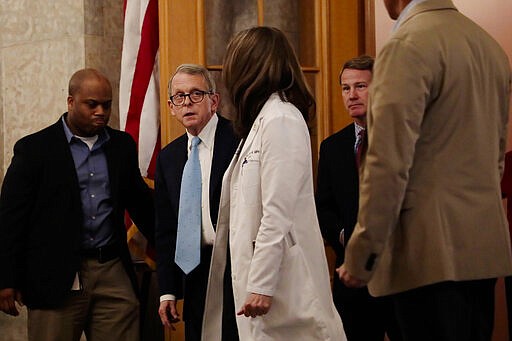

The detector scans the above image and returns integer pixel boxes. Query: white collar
[186,114,218,151]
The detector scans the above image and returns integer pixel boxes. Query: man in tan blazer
[339,0,512,340]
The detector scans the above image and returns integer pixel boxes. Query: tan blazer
[202,94,345,340]
[345,0,512,296]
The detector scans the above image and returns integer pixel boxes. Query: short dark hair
[338,55,374,85]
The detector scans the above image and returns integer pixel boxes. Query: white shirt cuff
[160,294,176,302]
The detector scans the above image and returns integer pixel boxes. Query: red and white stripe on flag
[120,0,160,269]
[120,0,160,179]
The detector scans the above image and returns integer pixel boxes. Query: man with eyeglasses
[154,64,239,340]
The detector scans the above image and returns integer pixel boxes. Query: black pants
[392,279,496,341]
[334,284,402,341]
[505,276,512,341]
[184,246,238,341]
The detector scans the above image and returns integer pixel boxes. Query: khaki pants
[28,257,139,341]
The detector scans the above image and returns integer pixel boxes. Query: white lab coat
[202,93,346,341]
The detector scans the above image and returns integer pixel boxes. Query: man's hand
[0,288,23,316]
[158,299,180,329]
[237,293,273,318]
[336,264,366,288]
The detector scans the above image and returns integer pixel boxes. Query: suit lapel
[327,124,360,206]
[329,124,357,181]
[53,118,81,191]
[239,113,263,159]
[210,118,233,200]
[103,133,119,203]
[239,94,277,157]
[344,124,358,172]
[174,136,188,208]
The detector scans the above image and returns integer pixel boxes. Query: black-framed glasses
[169,90,213,106]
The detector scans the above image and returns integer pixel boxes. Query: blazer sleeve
[122,135,155,246]
[0,138,39,289]
[154,151,183,298]
[345,37,430,280]
[316,140,343,256]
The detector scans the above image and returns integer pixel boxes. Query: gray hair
[167,63,216,98]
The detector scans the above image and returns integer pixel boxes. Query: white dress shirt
[188,114,217,247]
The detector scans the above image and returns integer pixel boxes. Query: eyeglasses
[169,90,213,106]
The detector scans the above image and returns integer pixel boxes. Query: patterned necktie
[355,128,366,168]
[175,136,202,274]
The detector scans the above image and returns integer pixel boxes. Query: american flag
[120,0,160,269]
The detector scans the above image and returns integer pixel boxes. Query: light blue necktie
[175,136,202,274]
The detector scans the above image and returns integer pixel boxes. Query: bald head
[68,68,112,97]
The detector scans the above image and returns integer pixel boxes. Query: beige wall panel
[159,1,203,145]
[84,0,124,129]
[326,0,364,137]
[3,38,84,159]
[1,1,84,45]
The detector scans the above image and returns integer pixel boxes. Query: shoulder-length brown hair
[222,26,315,138]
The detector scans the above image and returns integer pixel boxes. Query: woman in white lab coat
[202,26,346,341]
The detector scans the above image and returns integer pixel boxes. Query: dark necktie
[355,128,366,168]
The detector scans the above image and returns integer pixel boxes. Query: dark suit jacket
[154,115,238,320]
[316,123,360,300]
[0,116,155,309]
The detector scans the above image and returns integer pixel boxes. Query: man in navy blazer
[155,64,239,341]
[316,56,401,341]
[0,68,155,341]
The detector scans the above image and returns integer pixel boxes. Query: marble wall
[0,1,123,339]
[84,0,124,130]
[0,0,123,183]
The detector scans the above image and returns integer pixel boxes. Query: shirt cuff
[160,294,176,302]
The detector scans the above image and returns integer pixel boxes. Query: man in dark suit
[0,68,155,341]
[316,56,401,341]
[155,64,239,341]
